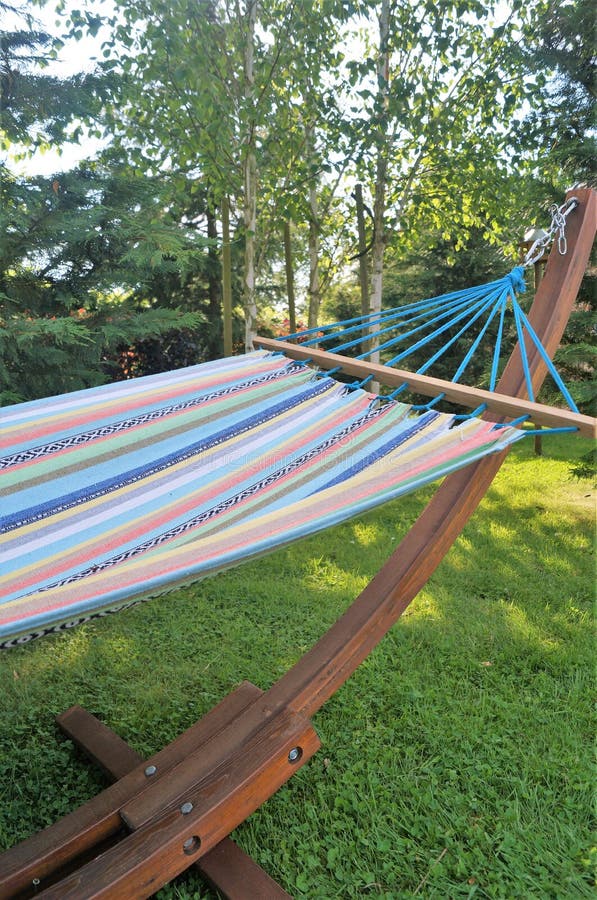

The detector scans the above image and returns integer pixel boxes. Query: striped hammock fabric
[0,351,522,649]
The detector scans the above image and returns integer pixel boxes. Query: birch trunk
[354,183,370,321]
[306,124,320,329]
[370,157,387,366]
[243,0,258,350]
[369,0,390,367]
[307,181,321,328]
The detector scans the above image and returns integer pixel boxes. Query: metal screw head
[144,765,157,777]
[288,746,302,764]
[180,801,194,815]
[183,835,201,855]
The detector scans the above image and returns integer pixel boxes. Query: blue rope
[386,287,503,370]
[512,299,535,402]
[363,294,488,365]
[415,290,505,377]
[273,267,577,433]
[345,374,375,391]
[511,299,580,412]
[493,415,530,428]
[453,403,488,421]
[281,277,513,344]
[386,383,410,400]
[522,426,578,435]
[412,392,446,411]
[489,296,508,391]
[323,289,484,357]
[315,366,343,379]
[449,290,507,384]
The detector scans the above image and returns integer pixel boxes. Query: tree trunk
[283,220,297,334]
[370,159,387,367]
[354,183,370,356]
[221,196,233,356]
[307,181,320,328]
[243,0,258,351]
[305,124,320,329]
[369,0,390,368]
[354,183,370,320]
[206,205,220,321]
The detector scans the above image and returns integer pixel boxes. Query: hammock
[0,188,594,900]
[0,350,521,648]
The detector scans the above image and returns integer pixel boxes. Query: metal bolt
[180,801,194,815]
[288,746,302,764]
[183,835,201,855]
[144,765,157,777]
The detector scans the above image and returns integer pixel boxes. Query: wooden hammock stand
[0,188,595,899]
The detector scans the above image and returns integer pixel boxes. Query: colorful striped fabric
[0,351,522,649]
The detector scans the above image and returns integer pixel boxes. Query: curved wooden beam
[266,186,596,720]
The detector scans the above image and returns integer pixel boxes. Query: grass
[0,434,594,898]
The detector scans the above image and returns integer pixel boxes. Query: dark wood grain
[37,708,319,899]
[0,683,263,898]
[56,705,293,899]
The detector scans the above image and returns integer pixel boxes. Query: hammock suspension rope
[277,198,581,435]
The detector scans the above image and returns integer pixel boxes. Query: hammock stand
[0,187,595,900]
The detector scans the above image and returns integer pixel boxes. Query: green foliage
[524,0,596,186]
[0,3,217,402]
[551,267,596,414]
[347,0,547,251]
[0,303,203,404]
[0,160,209,403]
[0,2,107,152]
[57,0,591,341]
[0,436,593,898]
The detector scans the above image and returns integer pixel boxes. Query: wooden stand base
[0,683,316,899]
[57,704,294,900]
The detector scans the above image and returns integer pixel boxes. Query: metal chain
[522,196,579,267]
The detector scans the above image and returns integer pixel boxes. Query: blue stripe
[0,378,334,533]
[317,411,443,491]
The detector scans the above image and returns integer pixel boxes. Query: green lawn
[0,435,594,899]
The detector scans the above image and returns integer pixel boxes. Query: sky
[5,0,114,176]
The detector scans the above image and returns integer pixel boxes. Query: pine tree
[527,0,596,185]
[0,4,206,404]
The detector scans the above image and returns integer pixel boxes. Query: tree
[525,0,596,185]
[0,4,205,403]
[0,1,104,152]
[345,0,549,340]
[0,162,204,402]
[76,0,356,344]
[59,0,577,350]
[521,0,596,416]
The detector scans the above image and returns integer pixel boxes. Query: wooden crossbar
[255,339,596,439]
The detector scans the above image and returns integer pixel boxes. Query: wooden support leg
[0,681,316,899]
[56,705,293,900]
